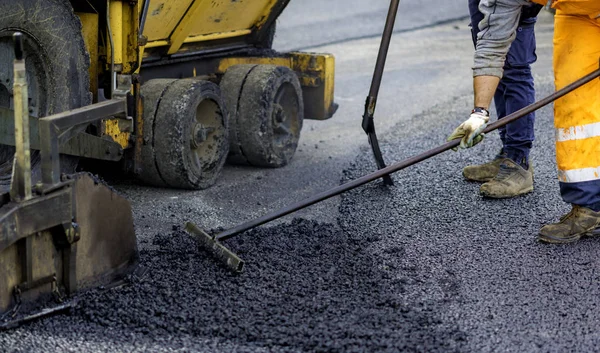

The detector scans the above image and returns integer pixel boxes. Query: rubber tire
[220,64,257,165]
[138,79,177,186]
[142,79,229,189]
[0,0,90,187]
[224,65,304,168]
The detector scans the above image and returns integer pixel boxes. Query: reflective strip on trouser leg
[553,10,600,206]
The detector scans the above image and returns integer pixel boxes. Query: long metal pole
[369,0,400,99]
[215,67,600,241]
[362,0,401,186]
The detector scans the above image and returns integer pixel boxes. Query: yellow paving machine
[0,0,336,320]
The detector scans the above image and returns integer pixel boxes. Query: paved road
[1,3,568,353]
[274,0,469,51]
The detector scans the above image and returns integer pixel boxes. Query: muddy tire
[0,0,90,188]
[138,79,177,186]
[221,64,303,168]
[139,79,228,189]
[220,64,257,165]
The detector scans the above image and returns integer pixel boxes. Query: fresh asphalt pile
[0,221,465,352]
[3,78,600,352]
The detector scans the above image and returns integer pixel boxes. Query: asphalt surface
[274,0,469,51]
[2,6,583,353]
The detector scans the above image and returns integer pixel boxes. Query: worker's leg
[497,10,539,168]
[493,81,508,147]
[463,2,537,185]
[477,18,537,198]
[539,11,600,243]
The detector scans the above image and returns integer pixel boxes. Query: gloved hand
[447,108,489,149]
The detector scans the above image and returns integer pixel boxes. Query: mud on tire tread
[220,64,258,165]
[138,79,177,187]
[150,79,229,190]
[237,65,304,168]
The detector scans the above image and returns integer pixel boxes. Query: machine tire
[229,64,303,168]
[145,79,229,189]
[138,79,177,187]
[220,64,257,165]
[0,0,90,188]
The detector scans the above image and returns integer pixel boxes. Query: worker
[461,0,542,199]
[448,0,600,243]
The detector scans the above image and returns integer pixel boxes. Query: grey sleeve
[473,0,531,77]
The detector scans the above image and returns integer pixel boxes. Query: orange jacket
[545,0,600,18]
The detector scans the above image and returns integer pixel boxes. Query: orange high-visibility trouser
[552,0,600,207]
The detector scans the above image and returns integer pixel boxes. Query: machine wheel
[219,64,257,165]
[221,64,303,168]
[0,0,90,188]
[140,79,228,189]
[138,79,177,186]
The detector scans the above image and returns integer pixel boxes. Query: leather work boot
[463,157,509,182]
[479,159,533,198]
[538,205,600,244]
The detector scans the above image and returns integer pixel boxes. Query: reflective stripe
[558,167,600,183]
[556,135,600,170]
[556,121,600,142]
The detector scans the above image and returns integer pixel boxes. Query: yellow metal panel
[291,52,336,120]
[122,3,140,74]
[102,119,131,149]
[76,13,99,100]
[142,0,279,53]
[106,1,141,74]
[144,0,194,42]
[185,0,278,38]
[109,2,123,65]
[217,57,292,74]
[145,29,252,49]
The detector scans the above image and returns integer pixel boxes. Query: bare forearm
[474,75,500,109]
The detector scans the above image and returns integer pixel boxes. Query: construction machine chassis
[0,0,337,318]
[0,0,336,191]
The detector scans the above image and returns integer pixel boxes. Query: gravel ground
[4,70,598,352]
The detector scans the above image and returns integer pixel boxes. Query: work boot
[538,205,600,244]
[463,156,508,182]
[479,158,533,198]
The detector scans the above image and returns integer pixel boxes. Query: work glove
[447,108,489,149]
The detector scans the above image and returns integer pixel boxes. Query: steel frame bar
[11,34,32,201]
[38,99,127,185]
[0,187,73,253]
